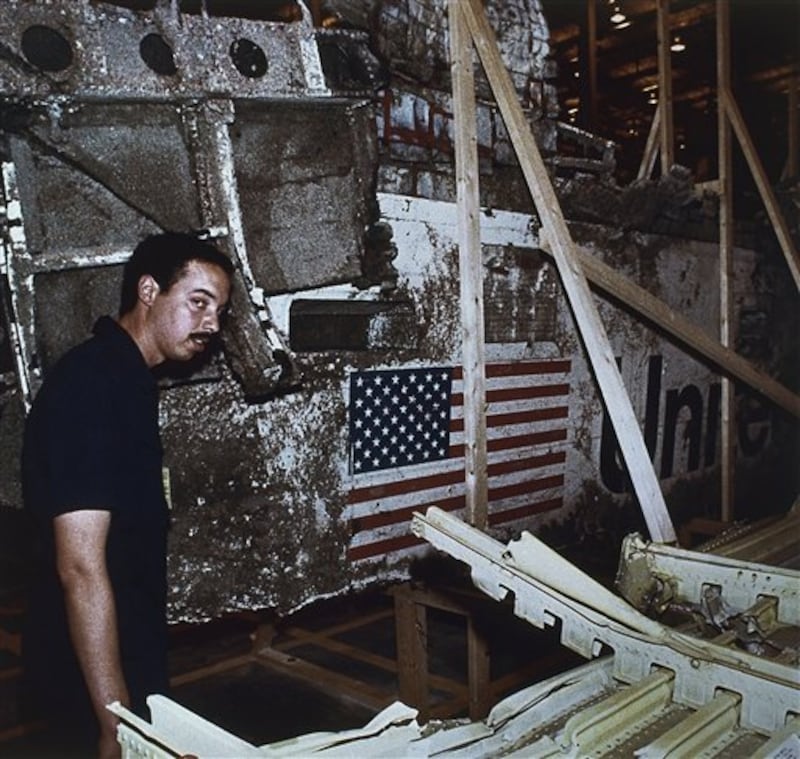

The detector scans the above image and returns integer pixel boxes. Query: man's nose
[203,310,220,333]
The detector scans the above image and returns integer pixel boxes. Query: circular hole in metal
[21,25,73,73]
[139,33,177,76]
[229,38,268,79]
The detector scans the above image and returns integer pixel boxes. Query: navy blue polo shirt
[22,316,170,723]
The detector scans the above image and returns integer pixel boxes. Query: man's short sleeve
[30,360,120,519]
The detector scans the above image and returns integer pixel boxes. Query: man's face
[146,260,231,365]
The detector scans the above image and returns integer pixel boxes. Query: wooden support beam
[309,0,323,27]
[169,653,255,688]
[393,586,430,723]
[638,104,661,180]
[721,88,800,291]
[570,250,800,419]
[461,0,676,543]
[450,0,488,529]
[467,618,491,720]
[656,0,675,173]
[717,0,735,522]
[272,609,394,650]
[784,74,798,181]
[584,0,598,131]
[254,646,392,711]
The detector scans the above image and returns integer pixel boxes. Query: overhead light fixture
[613,20,631,29]
[648,92,658,105]
[670,35,686,52]
[610,5,627,25]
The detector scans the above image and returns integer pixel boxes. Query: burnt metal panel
[0,0,330,101]
[231,100,377,294]
[290,298,417,351]
[0,1,385,402]
[8,105,197,251]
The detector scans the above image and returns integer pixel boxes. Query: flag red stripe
[349,495,565,559]
[450,405,568,432]
[488,451,565,476]
[349,454,565,528]
[449,428,567,458]
[349,470,463,504]
[348,451,565,504]
[452,360,571,380]
[451,383,570,407]
[489,497,564,526]
[489,474,564,500]
[351,494,465,533]
[347,533,425,561]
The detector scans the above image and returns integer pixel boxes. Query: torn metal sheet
[0,0,331,101]
[109,508,798,757]
[0,0,383,403]
[410,508,799,735]
[108,650,800,757]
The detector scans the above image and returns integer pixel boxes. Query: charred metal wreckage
[1,0,797,754]
[0,0,384,406]
[109,506,800,756]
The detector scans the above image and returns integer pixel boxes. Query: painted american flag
[346,359,572,562]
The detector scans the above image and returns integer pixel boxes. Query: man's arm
[54,509,130,759]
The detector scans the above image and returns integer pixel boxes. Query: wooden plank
[656,0,675,173]
[450,1,488,529]
[277,625,468,698]
[0,721,46,744]
[461,0,676,543]
[169,653,255,688]
[721,88,800,290]
[0,627,20,657]
[393,587,430,722]
[272,608,394,651]
[0,665,22,683]
[254,646,393,711]
[585,0,598,131]
[390,583,479,616]
[637,105,661,180]
[569,249,800,418]
[309,0,323,27]
[717,0,735,521]
[785,75,798,181]
[467,618,491,720]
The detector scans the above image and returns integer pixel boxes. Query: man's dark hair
[119,232,234,316]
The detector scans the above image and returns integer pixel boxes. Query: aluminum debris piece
[617,528,800,625]
[0,0,331,101]
[410,507,799,735]
[110,506,798,757]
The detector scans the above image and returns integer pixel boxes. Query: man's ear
[138,274,160,307]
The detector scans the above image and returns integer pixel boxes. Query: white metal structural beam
[0,162,37,410]
[411,507,800,734]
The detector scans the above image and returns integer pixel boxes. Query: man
[22,232,233,758]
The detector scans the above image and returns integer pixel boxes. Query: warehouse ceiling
[539,0,799,184]
[97,0,799,190]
